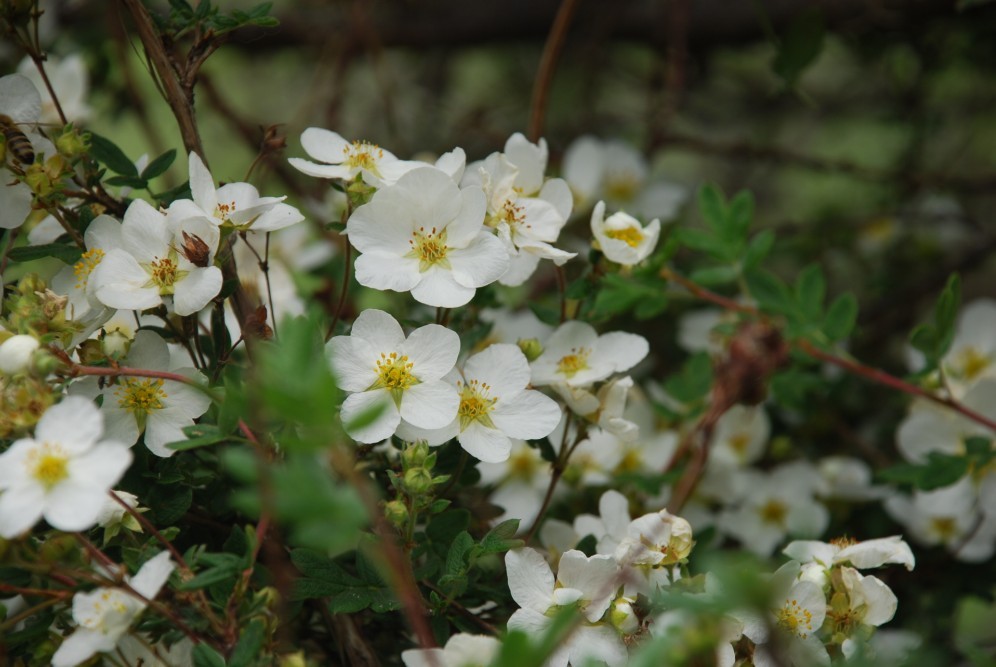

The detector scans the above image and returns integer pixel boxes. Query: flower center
[954,346,991,381]
[116,379,167,430]
[214,200,237,221]
[457,379,498,430]
[829,535,858,549]
[145,251,188,295]
[372,352,417,404]
[777,597,815,638]
[930,517,959,542]
[556,347,591,379]
[758,499,788,527]
[727,433,751,456]
[604,174,639,202]
[507,449,540,479]
[73,248,105,289]
[605,225,645,247]
[407,226,450,272]
[344,141,383,174]
[30,443,70,488]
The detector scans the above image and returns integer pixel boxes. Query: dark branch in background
[528,0,581,142]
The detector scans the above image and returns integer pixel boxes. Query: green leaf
[192,644,227,667]
[6,243,83,265]
[743,229,775,269]
[427,509,471,544]
[935,273,961,356]
[663,352,713,404]
[773,9,825,87]
[878,452,970,491]
[727,190,754,238]
[698,184,726,233]
[479,519,523,554]
[167,424,231,451]
[445,531,474,577]
[141,149,177,180]
[104,174,148,189]
[823,293,858,341]
[744,268,793,315]
[228,620,266,667]
[88,132,137,176]
[689,265,739,287]
[795,264,826,321]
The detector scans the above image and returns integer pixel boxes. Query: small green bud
[402,467,434,495]
[346,174,377,208]
[101,328,132,360]
[401,440,430,469]
[279,652,308,667]
[38,534,78,563]
[517,337,543,362]
[55,126,88,159]
[383,499,409,529]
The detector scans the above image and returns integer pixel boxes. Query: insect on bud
[180,231,211,268]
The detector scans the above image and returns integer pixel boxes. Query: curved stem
[528,0,581,142]
[327,240,352,340]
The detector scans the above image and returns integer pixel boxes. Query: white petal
[354,252,421,294]
[35,396,104,453]
[43,481,112,532]
[121,200,171,261]
[287,158,353,180]
[402,324,459,381]
[491,391,562,440]
[0,482,45,537]
[173,267,222,316]
[188,152,217,213]
[505,548,554,611]
[458,421,512,463]
[300,127,350,163]
[411,268,476,308]
[444,186,488,248]
[327,336,379,392]
[342,390,399,443]
[401,381,459,430]
[447,233,510,289]
[92,250,162,311]
[250,203,305,232]
[51,629,103,667]
[130,551,175,599]
[463,344,530,398]
[351,309,406,350]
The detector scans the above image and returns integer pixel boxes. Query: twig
[528,0,581,142]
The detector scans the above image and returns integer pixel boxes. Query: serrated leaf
[290,549,362,586]
[445,531,475,577]
[192,644,226,667]
[7,243,83,265]
[698,184,726,233]
[823,293,858,341]
[727,190,754,237]
[479,519,523,554]
[743,229,775,268]
[228,620,265,667]
[663,352,713,404]
[689,265,739,287]
[744,268,793,315]
[88,132,137,176]
[795,264,826,320]
[141,149,177,180]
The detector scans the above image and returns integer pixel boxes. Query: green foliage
[954,593,996,665]
[773,9,826,88]
[162,0,278,35]
[591,272,668,320]
[290,546,401,613]
[910,273,961,370]
[6,242,82,265]
[744,264,858,344]
[879,437,994,491]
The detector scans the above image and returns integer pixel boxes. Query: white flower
[51,551,174,667]
[72,331,211,457]
[290,128,419,187]
[573,489,632,557]
[50,214,121,326]
[530,321,648,388]
[0,334,39,375]
[709,404,770,467]
[398,344,561,463]
[0,73,41,230]
[17,54,90,123]
[563,135,686,221]
[463,135,574,286]
[401,633,501,667]
[615,509,694,567]
[739,561,830,667]
[783,535,915,572]
[940,299,996,397]
[169,152,304,232]
[555,375,640,442]
[590,201,660,266]
[477,439,555,530]
[816,456,885,502]
[884,477,996,562]
[0,397,132,537]
[346,166,508,307]
[718,462,830,556]
[91,199,222,316]
[327,309,460,443]
[506,548,626,667]
[896,379,996,464]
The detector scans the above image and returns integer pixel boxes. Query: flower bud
[610,597,640,635]
[39,534,79,563]
[279,652,307,667]
[402,467,434,495]
[401,441,431,469]
[55,126,88,160]
[517,337,543,362]
[0,334,39,375]
[384,499,409,529]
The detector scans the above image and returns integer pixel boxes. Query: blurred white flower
[590,201,660,266]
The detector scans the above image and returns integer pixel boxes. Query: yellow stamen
[605,225,644,247]
[73,248,105,289]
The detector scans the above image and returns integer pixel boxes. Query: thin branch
[528,0,581,142]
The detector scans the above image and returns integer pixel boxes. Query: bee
[0,113,35,165]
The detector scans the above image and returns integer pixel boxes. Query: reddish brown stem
[528,0,581,142]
